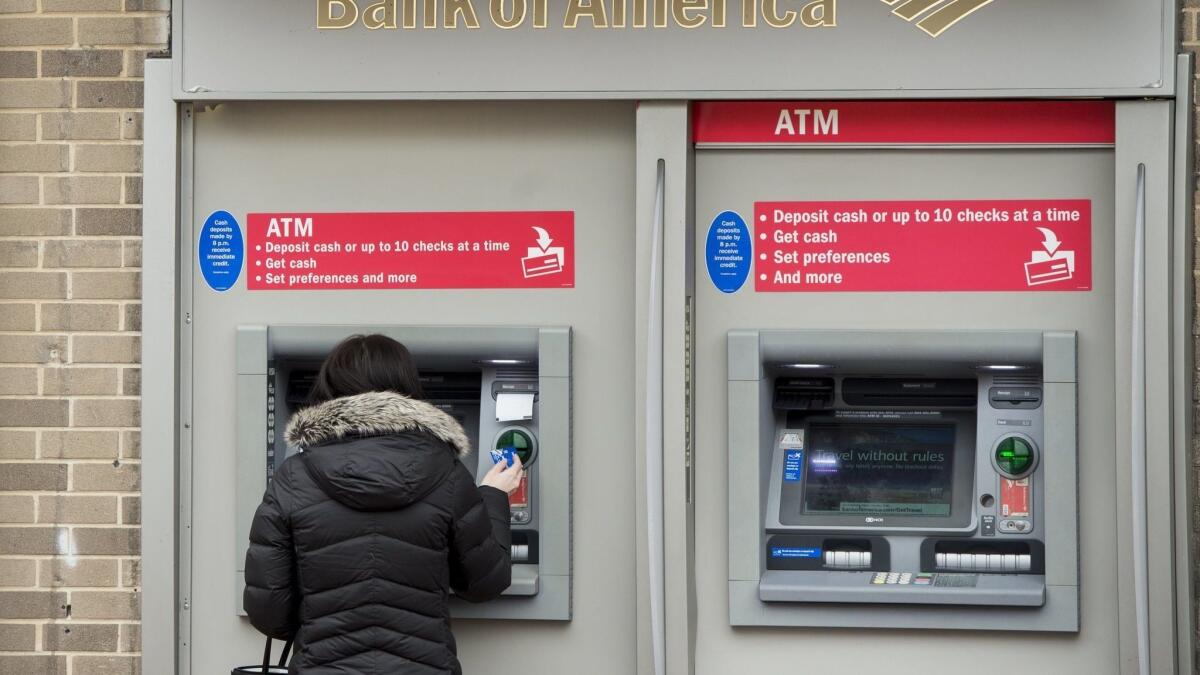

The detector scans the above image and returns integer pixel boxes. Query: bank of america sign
[882,0,993,37]
[317,0,995,34]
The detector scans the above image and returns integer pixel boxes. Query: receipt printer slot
[988,387,1042,409]
[492,380,537,399]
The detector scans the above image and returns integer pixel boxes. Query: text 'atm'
[235,324,573,621]
[728,329,1078,631]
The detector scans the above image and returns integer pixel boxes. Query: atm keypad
[870,572,923,586]
[869,573,982,587]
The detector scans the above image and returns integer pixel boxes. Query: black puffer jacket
[244,391,511,674]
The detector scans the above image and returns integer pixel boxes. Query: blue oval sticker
[705,210,751,294]
[198,210,244,292]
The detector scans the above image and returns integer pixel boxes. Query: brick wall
[0,2,166,674]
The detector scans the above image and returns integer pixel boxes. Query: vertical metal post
[1129,163,1148,675]
[646,159,666,675]
[140,57,181,675]
[1171,53,1196,675]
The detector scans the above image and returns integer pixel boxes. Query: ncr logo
[882,0,993,38]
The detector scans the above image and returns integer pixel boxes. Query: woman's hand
[480,456,524,495]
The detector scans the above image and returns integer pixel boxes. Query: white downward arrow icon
[1036,227,1061,256]
[532,226,553,252]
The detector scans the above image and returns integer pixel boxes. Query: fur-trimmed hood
[286,390,471,457]
[284,392,472,512]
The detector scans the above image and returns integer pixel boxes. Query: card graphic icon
[1024,227,1075,286]
[1024,255,1073,286]
[521,251,563,278]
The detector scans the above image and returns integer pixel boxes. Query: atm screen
[802,423,956,517]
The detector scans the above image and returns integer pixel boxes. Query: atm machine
[729,330,1076,629]
[688,96,1190,674]
[141,97,639,675]
[234,324,572,620]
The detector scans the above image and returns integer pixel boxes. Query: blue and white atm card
[489,447,516,468]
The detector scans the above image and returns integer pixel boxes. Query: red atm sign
[245,211,574,290]
[755,200,1092,292]
[693,101,1115,146]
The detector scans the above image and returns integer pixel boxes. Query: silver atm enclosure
[729,329,1078,631]
[235,324,572,621]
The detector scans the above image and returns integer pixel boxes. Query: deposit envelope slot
[236,324,573,621]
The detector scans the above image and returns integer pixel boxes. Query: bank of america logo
[882,0,993,37]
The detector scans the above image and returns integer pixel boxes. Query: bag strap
[261,636,295,672]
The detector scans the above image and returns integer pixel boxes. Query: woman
[244,334,524,674]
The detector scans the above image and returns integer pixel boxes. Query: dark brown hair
[307,334,425,405]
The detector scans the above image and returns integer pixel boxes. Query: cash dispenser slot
[841,378,977,407]
[922,539,1044,575]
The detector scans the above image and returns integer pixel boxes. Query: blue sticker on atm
[783,450,803,482]
[198,210,244,292]
[771,547,822,559]
[704,210,751,294]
